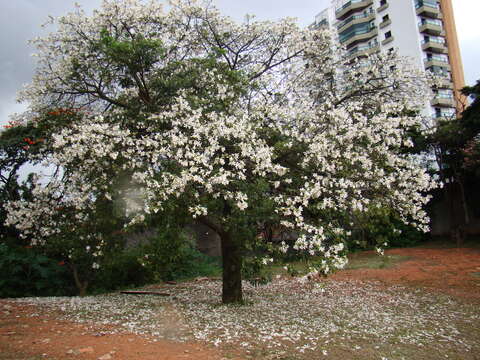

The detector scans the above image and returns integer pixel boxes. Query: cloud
[0,0,478,125]
[0,0,104,124]
[215,0,330,26]
[0,1,37,122]
[452,0,480,85]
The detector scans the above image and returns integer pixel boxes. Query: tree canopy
[4,0,435,303]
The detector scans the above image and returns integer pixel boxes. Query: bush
[348,207,428,251]
[90,228,221,293]
[90,246,152,293]
[0,226,222,297]
[138,229,221,282]
[0,242,74,298]
[242,256,272,285]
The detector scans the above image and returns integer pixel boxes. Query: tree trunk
[71,263,89,297]
[220,232,243,304]
[457,176,469,247]
[198,215,244,304]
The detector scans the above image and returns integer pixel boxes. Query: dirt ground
[331,243,480,301]
[1,242,479,360]
[0,304,226,360]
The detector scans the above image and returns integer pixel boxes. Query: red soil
[331,244,480,301]
[0,302,229,360]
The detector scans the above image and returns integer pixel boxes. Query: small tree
[6,0,435,303]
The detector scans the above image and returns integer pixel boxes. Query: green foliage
[0,242,74,298]
[242,257,272,285]
[460,83,480,177]
[90,246,152,293]
[138,229,221,282]
[422,80,480,181]
[412,80,480,241]
[0,232,222,297]
[349,206,426,250]
[91,204,221,293]
[241,237,274,285]
[284,263,301,277]
[460,80,480,142]
[99,28,165,75]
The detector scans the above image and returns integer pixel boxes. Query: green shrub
[0,242,74,298]
[90,228,221,293]
[90,246,152,293]
[242,256,272,285]
[0,226,223,297]
[139,229,221,282]
[165,245,221,280]
[348,206,428,250]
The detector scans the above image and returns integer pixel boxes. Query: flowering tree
[6,0,435,303]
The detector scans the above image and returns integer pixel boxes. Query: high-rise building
[312,0,466,119]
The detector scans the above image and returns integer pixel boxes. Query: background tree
[6,0,435,303]
[422,80,480,243]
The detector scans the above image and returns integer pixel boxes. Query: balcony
[432,95,455,107]
[382,36,394,46]
[415,1,441,18]
[419,19,443,35]
[433,77,453,89]
[311,18,329,29]
[346,42,380,59]
[335,0,374,20]
[422,39,446,53]
[379,19,391,29]
[342,28,378,47]
[337,11,375,33]
[377,3,389,12]
[424,58,451,71]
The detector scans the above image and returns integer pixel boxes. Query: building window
[385,31,392,39]
[380,0,387,6]
[382,14,389,22]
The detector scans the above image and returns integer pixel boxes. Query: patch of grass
[268,253,411,279]
[269,261,309,277]
[346,254,411,270]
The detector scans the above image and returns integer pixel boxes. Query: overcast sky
[1,0,479,125]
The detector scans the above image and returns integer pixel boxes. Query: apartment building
[312,0,466,119]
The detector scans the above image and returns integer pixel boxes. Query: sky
[0,0,479,125]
